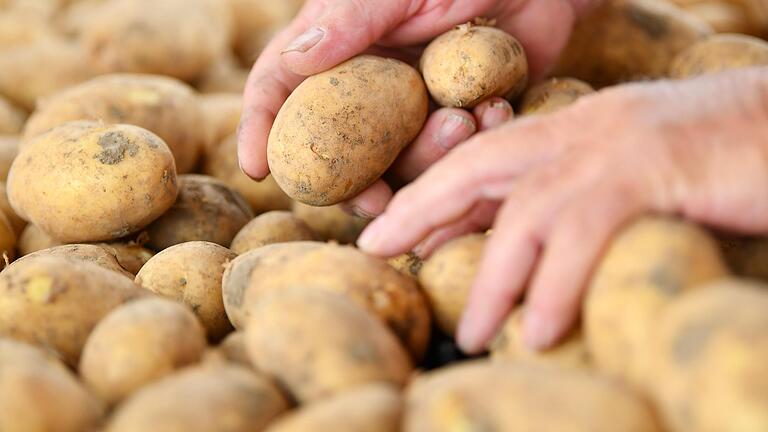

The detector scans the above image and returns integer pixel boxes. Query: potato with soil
[23,74,206,173]
[230,211,316,255]
[268,55,428,206]
[203,134,293,214]
[266,384,402,432]
[585,217,729,387]
[519,78,595,115]
[245,288,413,403]
[15,244,133,278]
[135,241,237,340]
[405,361,660,432]
[388,252,423,279]
[0,338,104,432]
[144,175,254,250]
[222,242,431,359]
[106,364,288,432]
[0,256,146,365]
[650,279,768,432]
[292,201,369,244]
[97,241,154,275]
[9,121,178,243]
[80,297,207,405]
[200,93,241,152]
[554,0,712,87]
[0,96,25,134]
[669,33,768,78]
[0,136,19,181]
[421,24,528,108]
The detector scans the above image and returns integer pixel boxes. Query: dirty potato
[519,77,595,115]
[292,201,369,244]
[14,244,134,278]
[669,33,768,78]
[230,211,316,255]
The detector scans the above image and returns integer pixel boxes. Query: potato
[9,121,179,243]
[419,234,485,336]
[144,175,254,250]
[490,307,591,370]
[208,331,253,368]
[203,134,293,214]
[718,233,768,281]
[80,0,230,81]
[421,24,528,108]
[80,297,206,405]
[0,209,15,261]
[223,242,431,359]
[265,384,402,432]
[584,217,729,387]
[0,181,25,234]
[0,338,104,432]
[519,77,595,115]
[0,38,94,111]
[229,0,304,66]
[669,33,768,78]
[245,288,413,403]
[650,279,768,432]
[23,74,206,174]
[0,7,56,50]
[18,224,61,256]
[268,55,428,206]
[106,364,289,432]
[670,0,768,35]
[0,96,25,134]
[194,52,249,94]
[405,360,660,432]
[199,93,241,153]
[97,241,154,275]
[554,0,712,87]
[135,241,237,340]
[230,211,316,255]
[0,135,18,181]
[292,201,369,244]
[388,252,423,279]
[15,244,133,278]
[0,255,146,365]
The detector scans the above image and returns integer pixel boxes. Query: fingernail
[282,27,325,54]
[350,206,376,219]
[490,100,512,112]
[523,310,557,350]
[238,159,265,182]
[437,114,475,150]
[456,308,484,353]
[357,219,386,252]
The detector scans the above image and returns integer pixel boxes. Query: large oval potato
[230,211,316,255]
[80,297,207,405]
[421,24,528,108]
[223,242,431,359]
[0,96,25,134]
[135,241,237,340]
[23,74,206,173]
[15,244,133,278]
[519,77,595,115]
[669,33,768,78]
[0,255,146,365]
[9,121,179,243]
[268,55,428,206]
[245,288,413,403]
[292,201,369,244]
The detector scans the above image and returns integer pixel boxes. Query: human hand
[356,67,768,353]
[238,0,596,216]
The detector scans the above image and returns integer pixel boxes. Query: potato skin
[18,224,61,256]
[23,74,206,174]
[80,297,207,405]
[519,77,594,115]
[98,242,154,275]
[144,175,254,250]
[584,217,729,386]
[405,361,661,432]
[9,121,179,243]
[245,288,413,403]
[388,252,423,279]
[0,96,25,134]
[0,181,25,234]
[229,0,304,66]
[292,201,369,244]
[0,136,19,182]
[15,244,133,278]
[0,256,146,365]
[268,55,428,206]
[421,24,528,108]
[199,93,241,152]
[0,338,104,432]
[230,211,316,255]
[669,33,768,78]
[265,384,402,432]
[106,364,289,432]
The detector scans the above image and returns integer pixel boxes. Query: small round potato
[292,201,369,244]
[669,33,768,78]
[17,224,62,256]
[519,78,595,115]
[421,24,528,108]
[9,121,179,243]
[268,55,428,206]
[245,288,413,403]
[144,175,254,250]
[80,297,207,405]
[106,364,289,432]
[207,331,253,368]
[230,211,316,255]
[135,241,237,340]
[15,244,134,278]
[0,96,25,134]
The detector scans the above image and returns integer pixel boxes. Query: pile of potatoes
[0,0,768,430]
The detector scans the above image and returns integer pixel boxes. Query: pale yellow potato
[80,297,207,405]
[245,288,413,403]
[405,361,661,432]
[15,244,133,278]
[0,136,18,182]
[229,0,304,66]
[265,384,402,432]
[0,181,24,235]
[268,55,428,206]
[199,93,241,153]
[584,216,729,387]
[0,96,25,134]
[207,331,253,368]
[669,33,768,78]
[23,74,206,173]
[230,211,316,255]
[18,224,61,256]
[203,134,293,214]
[670,0,768,35]
[0,338,104,432]
[387,252,423,279]
[194,52,249,94]
[292,201,369,244]
[9,121,179,243]
[144,175,254,250]
[519,77,595,115]
[222,242,431,359]
[0,5,58,51]
[421,24,528,108]
[135,241,237,340]
[0,255,146,365]
[97,241,154,275]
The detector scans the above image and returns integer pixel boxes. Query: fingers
[473,98,514,131]
[340,180,393,218]
[413,200,499,258]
